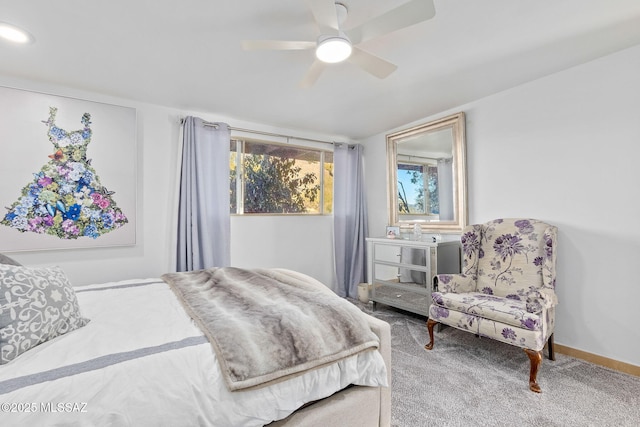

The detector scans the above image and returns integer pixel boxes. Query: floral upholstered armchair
[424,218,558,392]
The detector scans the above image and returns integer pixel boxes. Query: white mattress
[0,278,387,426]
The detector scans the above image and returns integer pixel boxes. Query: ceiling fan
[241,0,436,87]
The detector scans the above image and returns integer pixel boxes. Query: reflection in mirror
[387,112,467,233]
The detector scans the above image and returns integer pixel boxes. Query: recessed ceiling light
[0,22,35,44]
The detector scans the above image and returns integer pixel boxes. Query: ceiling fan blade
[299,60,325,88]
[348,47,397,79]
[241,40,316,51]
[307,0,339,33]
[346,0,436,45]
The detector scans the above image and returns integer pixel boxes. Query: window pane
[397,163,426,214]
[242,141,321,214]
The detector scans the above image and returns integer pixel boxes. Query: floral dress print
[1,107,127,239]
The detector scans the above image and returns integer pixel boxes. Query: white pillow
[0,264,89,364]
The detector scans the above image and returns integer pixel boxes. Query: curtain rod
[180,117,340,146]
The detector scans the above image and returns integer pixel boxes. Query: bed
[0,260,391,426]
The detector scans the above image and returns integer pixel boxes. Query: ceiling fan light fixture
[0,22,34,44]
[315,36,352,63]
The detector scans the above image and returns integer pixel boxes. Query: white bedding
[0,278,387,426]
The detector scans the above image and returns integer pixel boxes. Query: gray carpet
[356,301,640,427]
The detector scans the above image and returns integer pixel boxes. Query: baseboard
[554,344,640,377]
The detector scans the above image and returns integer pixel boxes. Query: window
[230,139,333,214]
[397,162,439,215]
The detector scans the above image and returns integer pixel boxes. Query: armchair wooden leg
[524,348,543,393]
[424,319,438,350]
[547,333,555,361]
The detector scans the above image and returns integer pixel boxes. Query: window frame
[397,159,440,216]
[230,137,333,216]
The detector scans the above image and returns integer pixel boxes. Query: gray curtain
[333,143,368,298]
[176,117,231,271]
[437,158,454,221]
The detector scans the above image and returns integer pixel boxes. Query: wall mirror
[386,112,467,233]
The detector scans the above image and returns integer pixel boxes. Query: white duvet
[0,278,387,427]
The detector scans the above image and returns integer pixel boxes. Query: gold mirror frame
[386,112,467,233]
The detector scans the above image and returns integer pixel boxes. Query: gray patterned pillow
[0,264,90,364]
[0,253,21,266]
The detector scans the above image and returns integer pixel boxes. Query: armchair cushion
[431,291,542,331]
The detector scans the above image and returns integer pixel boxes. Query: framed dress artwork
[0,86,136,251]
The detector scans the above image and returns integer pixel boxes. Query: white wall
[231,215,335,287]
[364,44,640,366]
[0,77,337,289]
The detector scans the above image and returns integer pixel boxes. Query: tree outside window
[230,139,333,214]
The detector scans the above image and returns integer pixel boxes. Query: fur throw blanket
[161,267,379,391]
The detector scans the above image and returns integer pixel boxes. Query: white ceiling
[2,0,640,140]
